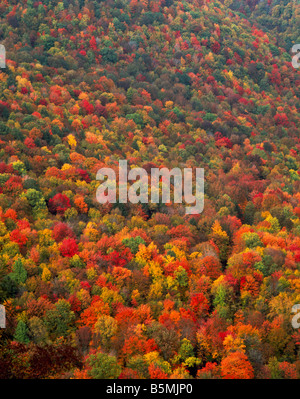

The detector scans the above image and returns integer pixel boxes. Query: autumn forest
[0,0,300,380]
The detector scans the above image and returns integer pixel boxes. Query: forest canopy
[0,0,300,380]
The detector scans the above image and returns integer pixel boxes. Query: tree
[53,222,75,242]
[76,327,92,355]
[175,338,200,368]
[14,320,30,344]
[148,363,169,379]
[59,238,79,257]
[220,351,254,379]
[86,352,121,379]
[148,323,180,361]
[243,232,262,249]
[197,362,220,379]
[199,255,222,280]
[94,315,118,350]
[48,193,71,215]
[100,48,118,63]
[122,236,146,254]
[210,220,230,264]
[10,258,27,284]
[28,317,49,345]
[24,188,47,216]
[44,299,75,339]
[190,293,209,318]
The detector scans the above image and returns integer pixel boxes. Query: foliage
[0,0,299,380]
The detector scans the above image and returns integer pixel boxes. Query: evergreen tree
[10,258,27,285]
[14,320,30,344]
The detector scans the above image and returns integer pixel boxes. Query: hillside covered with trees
[0,0,300,379]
